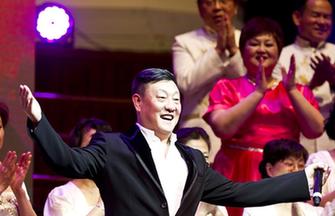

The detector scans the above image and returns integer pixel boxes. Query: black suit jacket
[29,115,310,216]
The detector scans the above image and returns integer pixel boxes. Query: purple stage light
[36,3,74,44]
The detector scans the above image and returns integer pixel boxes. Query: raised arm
[203,162,329,207]
[282,56,324,138]
[19,85,106,179]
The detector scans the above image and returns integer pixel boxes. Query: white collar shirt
[136,123,188,216]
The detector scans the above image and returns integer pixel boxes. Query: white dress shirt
[137,123,188,216]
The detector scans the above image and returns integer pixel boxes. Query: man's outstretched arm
[19,84,106,179]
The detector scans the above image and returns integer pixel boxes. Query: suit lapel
[121,126,200,213]
[121,125,164,195]
[175,142,200,216]
[175,142,198,199]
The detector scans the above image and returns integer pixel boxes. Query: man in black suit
[20,68,327,216]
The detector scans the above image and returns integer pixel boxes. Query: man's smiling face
[134,80,181,140]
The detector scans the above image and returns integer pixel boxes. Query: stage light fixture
[36,3,74,46]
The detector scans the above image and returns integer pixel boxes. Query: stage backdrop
[0,1,35,196]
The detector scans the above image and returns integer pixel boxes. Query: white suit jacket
[172,27,245,161]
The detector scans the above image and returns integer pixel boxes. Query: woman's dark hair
[259,139,308,178]
[239,17,284,55]
[0,102,9,127]
[176,127,211,151]
[68,118,112,147]
[131,68,177,96]
[325,102,335,140]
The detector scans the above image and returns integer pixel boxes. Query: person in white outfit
[244,139,335,216]
[278,0,335,153]
[44,118,112,216]
[172,0,245,163]
[307,102,335,208]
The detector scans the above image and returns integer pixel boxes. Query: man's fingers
[19,84,32,109]
[310,57,318,66]
[314,55,322,63]
[320,53,331,62]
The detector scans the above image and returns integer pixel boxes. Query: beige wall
[36,0,199,12]
[36,0,202,51]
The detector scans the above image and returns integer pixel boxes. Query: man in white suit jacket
[172,0,244,162]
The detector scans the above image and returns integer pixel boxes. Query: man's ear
[292,10,302,27]
[132,93,142,112]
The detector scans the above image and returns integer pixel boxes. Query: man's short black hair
[131,68,177,95]
[293,0,333,12]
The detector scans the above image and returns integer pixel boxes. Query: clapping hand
[282,55,296,92]
[0,151,17,194]
[255,58,268,94]
[310,53,335,89]
[216,14,238,57]
[10,152,32,194]
[0,151,33,195]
